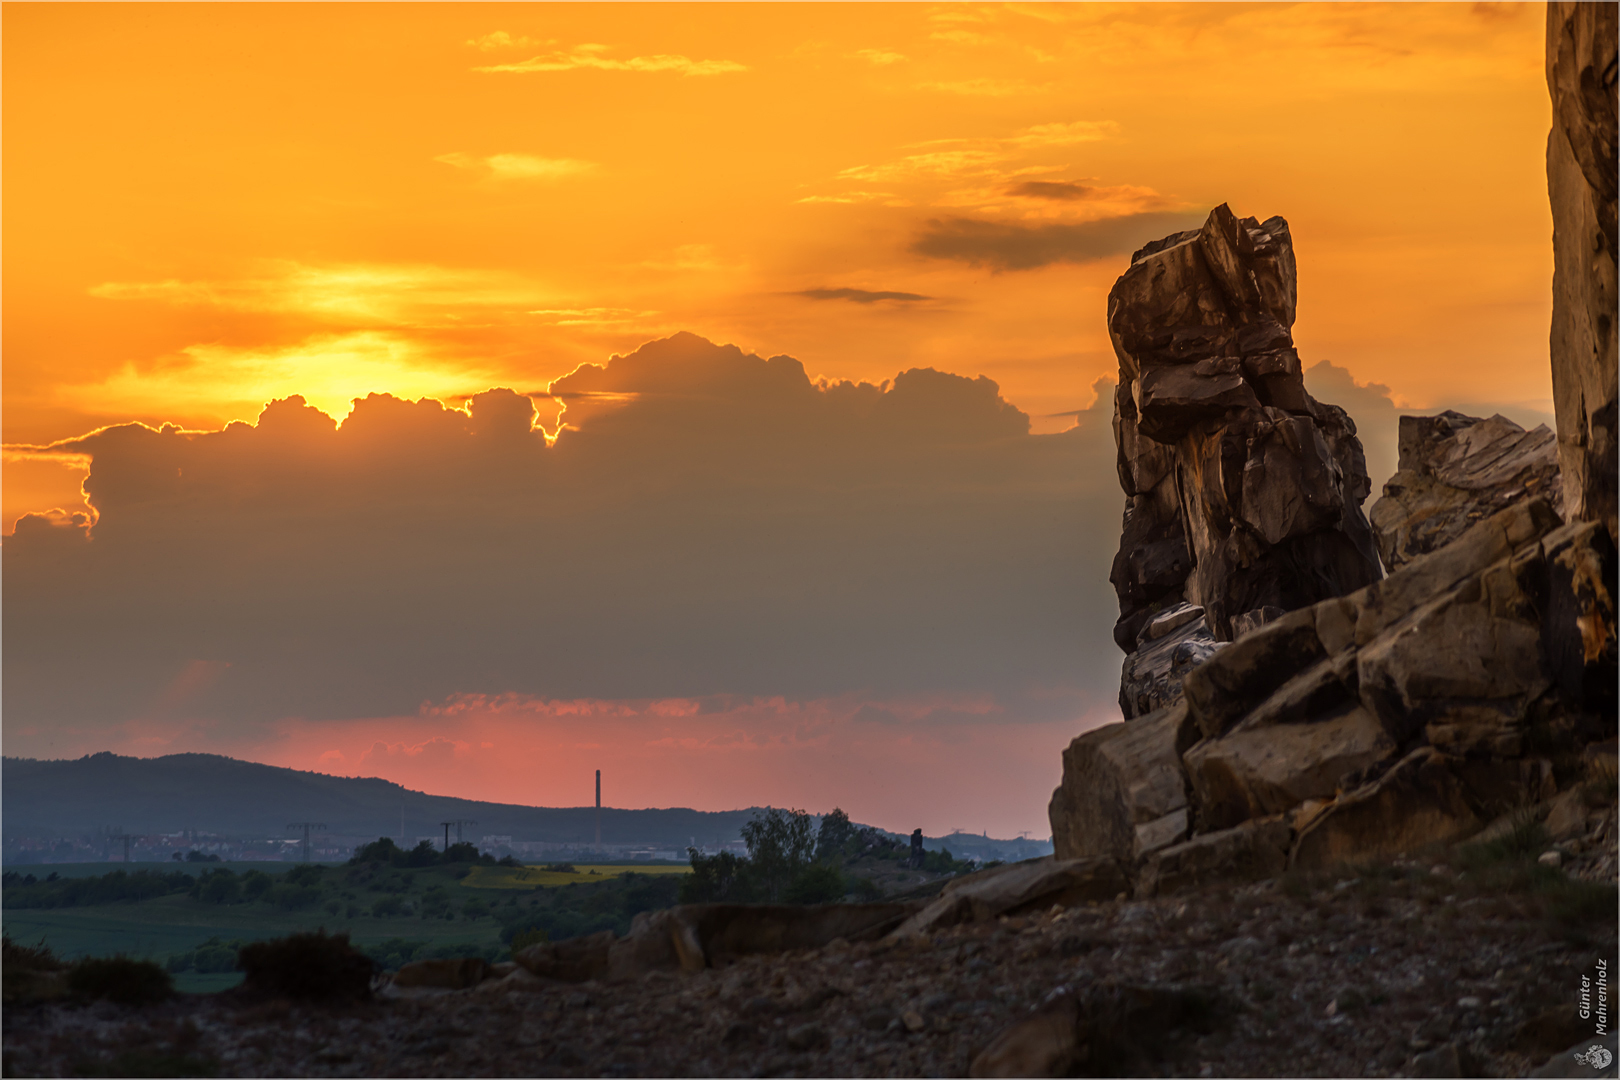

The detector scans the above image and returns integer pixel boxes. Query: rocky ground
[5,821,1614,1080]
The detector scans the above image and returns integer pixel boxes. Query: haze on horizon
[3,3,1557,837]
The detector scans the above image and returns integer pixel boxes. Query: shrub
[68,956,174,1006]
[511,927,549,952]
[236,930,373,1001]
[848,875,884,901]
[1457,813,1550,869]
[680,849,756,904]
[194,870,241,905]
[370,895,404,918]
[784,865,847,905]
[241,870,273,901]
[167,937,244,975]
[3,935,66,1005]
[284,864,325,887]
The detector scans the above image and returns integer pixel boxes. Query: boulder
[514,929,615,983]
[1138,817,1292,896]
[1356,547,1551,753]
[892,857,1129,937]
[603,903,917,976]
[1106,204,1382,644]
[1547,1,1618,543]
[1291,748,1482,870]
[1370,412,1563,570]
[391,957,490,990]
[1049,704,1197,862]
[1180,606,1329,739]
[1183,705,1395,831]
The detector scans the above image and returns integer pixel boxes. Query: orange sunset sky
[3,3,1557,837]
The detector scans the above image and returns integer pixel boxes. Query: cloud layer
[6,334,1125,750]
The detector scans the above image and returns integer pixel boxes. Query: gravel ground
[4,851,1614,1079]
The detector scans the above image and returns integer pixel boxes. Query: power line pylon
[287,822,328,863]
[439,819,477,851]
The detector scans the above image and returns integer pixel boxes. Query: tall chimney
[595,769,602,853]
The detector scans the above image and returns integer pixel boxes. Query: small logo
[1573,1044,1613,1070]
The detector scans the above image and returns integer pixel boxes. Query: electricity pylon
[287,822,328,863]
[439,819,477,851]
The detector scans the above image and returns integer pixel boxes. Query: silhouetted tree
[741,808,815,902]
[815,808,854,862]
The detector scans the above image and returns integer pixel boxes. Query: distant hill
[1,753,769,848]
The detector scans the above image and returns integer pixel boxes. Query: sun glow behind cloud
[58,332,509,426]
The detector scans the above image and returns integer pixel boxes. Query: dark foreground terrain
[4,821,1614,1080]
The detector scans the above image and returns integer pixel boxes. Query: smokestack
[595,769,602,853]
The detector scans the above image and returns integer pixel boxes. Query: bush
[848,875,884,901]
[284,864,325,887]
[679,850,755,904]
[370,895,404,918]
[510,927,549,952]
[167,937,244,974]
[194,870,241,905]
[237,930,373,1001]
[68,956,173,1006]
[241,870,273,901]
[3,935,66,1005]
[784,865,847,905]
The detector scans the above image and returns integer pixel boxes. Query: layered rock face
[1547,1,1618,541]
[1055,489,1617,890]
[1108,204,1382,717]
[1369,411,1561,570]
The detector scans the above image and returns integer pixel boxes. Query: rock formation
[1063,122,1619,888]
[1369,411,1561,570]
[1546,1,1618,542]
[1108,204,1383,717]
[1058,486,1617,891]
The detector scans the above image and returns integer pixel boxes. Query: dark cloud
[796,288,932,303]
[4,333,1126,741]
[1005,181,1094,201]
[910,211,1205,270]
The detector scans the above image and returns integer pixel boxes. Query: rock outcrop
[1369,411,1562,570]
[1108,204,1383,716]
[1060,484,1617,889]
[1547,1,1618,542]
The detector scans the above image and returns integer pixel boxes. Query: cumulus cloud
[795,288,932,304]
[910,211,1205,270]
[434,152,595,181]
[475,46,747,76]
[5,334,1127,749]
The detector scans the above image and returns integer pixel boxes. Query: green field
[2,888,505,963]
[2,858,690,984]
